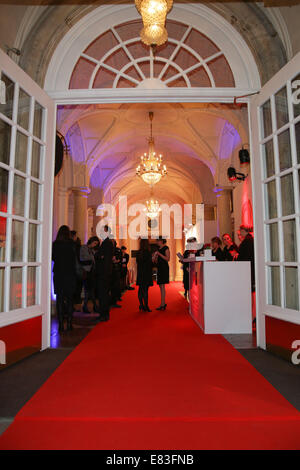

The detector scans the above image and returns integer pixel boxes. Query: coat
[94,237,114,282]
[237,234,255,291]
[52,239,77,296]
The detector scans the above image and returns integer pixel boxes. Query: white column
[217,187,233,238]
[57,187,70,230]
[72,187,91,244]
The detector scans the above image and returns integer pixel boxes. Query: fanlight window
[69,19,235,89]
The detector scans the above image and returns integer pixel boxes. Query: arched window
[69,19,235,90]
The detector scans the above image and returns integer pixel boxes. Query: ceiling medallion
[135,0,173,47]
[136,111,167,187]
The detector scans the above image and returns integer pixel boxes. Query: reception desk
[186,258,252,334]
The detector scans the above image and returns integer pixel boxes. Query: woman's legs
[138,286,144,309]
[143,286,149,309]
[65,295,74,330]
[56,294,64,332]
[160,284,166,307]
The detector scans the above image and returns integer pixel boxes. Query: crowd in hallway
[52,226,172,331]
[52,223,254,333]
[52,225,134,332]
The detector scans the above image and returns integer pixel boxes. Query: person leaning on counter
[211,237,225,261]
[222,233,239,261]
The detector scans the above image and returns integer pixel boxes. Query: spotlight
[227,166,247,182]
[239,147,250,165]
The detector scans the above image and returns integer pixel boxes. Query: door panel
[250,52,300,350]
[0,49,55,356]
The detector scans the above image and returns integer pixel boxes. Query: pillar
[57,187,70,231]
[217,188,233,238]
[72,187,91,244]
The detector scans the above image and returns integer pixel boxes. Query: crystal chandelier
[144,198,161,219]
[135,0,173,46]
[136,111,167,187]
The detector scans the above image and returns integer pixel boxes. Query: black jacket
[136,250,153,286]
[52,239,77,296]
[95,237,114,281]
[238,234,255,290]
[212,247,225,261]
[223,243,239,261]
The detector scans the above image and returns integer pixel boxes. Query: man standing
[80,236,99,313]
[110,239,122,308]
[95,225,114,321]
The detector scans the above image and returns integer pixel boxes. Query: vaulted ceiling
[57,102,249,207]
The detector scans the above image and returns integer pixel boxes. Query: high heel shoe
[156,304,167,310]
[144,306,152,312]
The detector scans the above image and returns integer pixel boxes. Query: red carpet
[1,282,299,449]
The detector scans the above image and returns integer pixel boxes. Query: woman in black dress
[52,225,77,332]
[136,238,153,312]
[154,237,170,310]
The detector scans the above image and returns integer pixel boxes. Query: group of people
[52,224,133,332]
[52,223,255,332]
[183,225,255,323]
[211,225,255,292]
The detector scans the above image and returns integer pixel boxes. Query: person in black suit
[110,239,122,308]
[237,226,255,288]
[181,237,201,298]
[136,238,153,312]
[52,225,77,332]
[94,225,114,321]
[237,225,256,324]
[153,237,170,310]
[120,246,129,292]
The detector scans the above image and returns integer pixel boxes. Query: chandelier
[144,198,161,219]
[135,0,173,46]
[136,111,167,187]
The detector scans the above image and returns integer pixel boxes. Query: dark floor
[1,314,300,438]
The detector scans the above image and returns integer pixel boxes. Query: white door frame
[250,52,300,350]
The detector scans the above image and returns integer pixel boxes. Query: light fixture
[144,198,161,219]
[135,0,173,47]
[136,111,167,187]
[227,166,247,182]
[239,145,250,165]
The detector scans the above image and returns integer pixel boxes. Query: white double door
[1,46,299,350]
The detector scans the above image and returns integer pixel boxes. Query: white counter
[186,259,252,334]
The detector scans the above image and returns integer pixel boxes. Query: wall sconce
[227,166,247,182]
